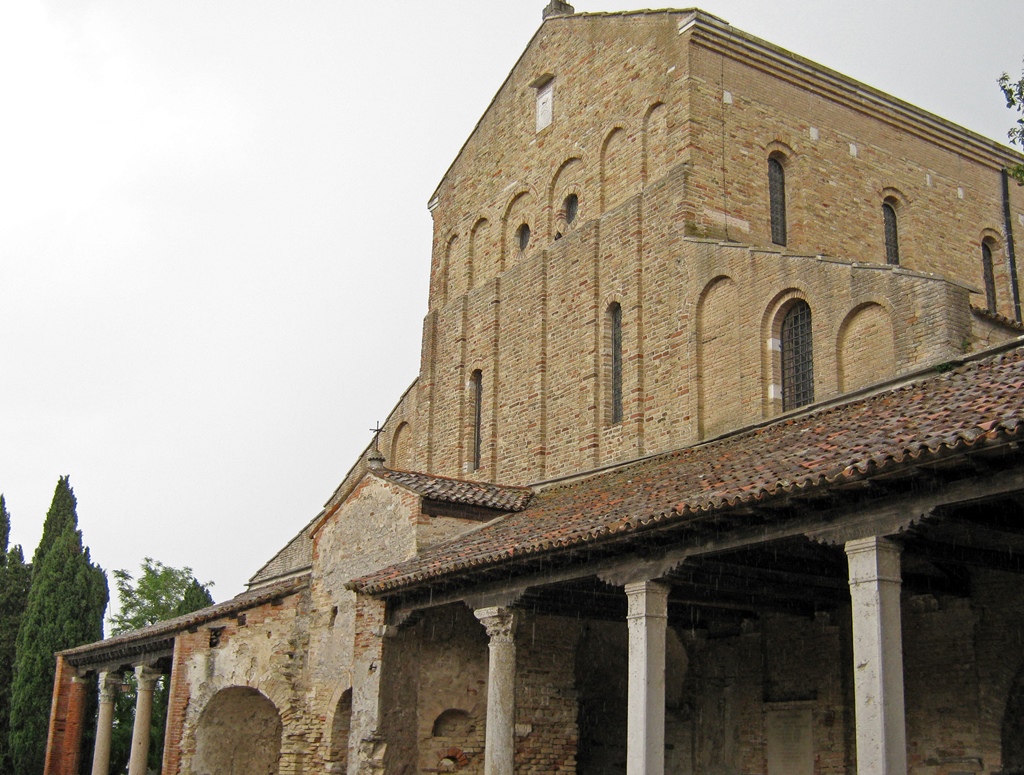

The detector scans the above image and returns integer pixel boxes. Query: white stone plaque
[536,81,553,132]
[766,707,813,775]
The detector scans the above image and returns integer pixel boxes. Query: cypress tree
[0,496,31,775]
[9,478,107,775]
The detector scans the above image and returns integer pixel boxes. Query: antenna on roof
[542,1,574,20]
[367,421,385,470]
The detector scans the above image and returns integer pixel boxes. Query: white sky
[2,0,1022,619]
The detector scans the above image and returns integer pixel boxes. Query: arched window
[768,155,787,246]
[470,370,483,471]
[608,303,623,424]
[882,199,900,265]
[781,300,813,411]
[982,238,998,313]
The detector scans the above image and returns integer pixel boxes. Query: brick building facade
[44,6,1024,775]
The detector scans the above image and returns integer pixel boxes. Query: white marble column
[845,536,907,775]
[90,671,121,775]
[474,606,518,775]
[127,665,161,775]
[625,580,670,775]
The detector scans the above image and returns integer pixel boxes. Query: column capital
[625,579,670,621]
[845,535,902,586]
[97,671,122,704]
[474,606,518,643]
[133,664,161,692]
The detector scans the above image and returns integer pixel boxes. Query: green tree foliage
[999,64,1024,184]
[0,496,31,775]
[9,477,107,775]
[108,559,213,774]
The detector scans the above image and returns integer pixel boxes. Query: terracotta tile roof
[971,305,1024,332]
[352,343,1024,595]
[60,575,310,664]
[373,468,532,512]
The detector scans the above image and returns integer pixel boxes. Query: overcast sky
[2,0,1022,624]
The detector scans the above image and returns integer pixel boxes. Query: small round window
[516,223,531,251]
[563,194,579,224]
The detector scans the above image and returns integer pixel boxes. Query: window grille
[517,223,531,252]
[781,301,813,411]
[564,193,579,224]
[471,370,483,470]
[768,157,787,246]
[610,303,623,424]
[982,240,997,313]
[883,201,900,265]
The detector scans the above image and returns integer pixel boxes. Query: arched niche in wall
[601,126,640,213]
[444,234,462,303]
[469,217,493,290]
[837,302,895,393]
[328,688,352,771]
[696,275,743,439]
[390,421,411,470]
[502,191,535,271]
[643,102,670,186]
[193,687,282,775]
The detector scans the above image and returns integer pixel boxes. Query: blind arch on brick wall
[643,102,670,186]
[328,688,352,771]
[469,217,492,290]
[696,276,743,439]
[837,302,895,393]
[390,421,411,470]
[601,126,640,213]
[549,157,583,238]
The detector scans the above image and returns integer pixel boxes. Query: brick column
[625,580,669,775]
[90,671,121,775]
[845,536,907,775]
[474,606,518,775]
[43,656,89,775]
[127,665,161,775]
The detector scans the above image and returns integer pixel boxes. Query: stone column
[127,665,161,775]
[90,671,121,775]
[474,606,518,775]
[625,580,670,775]
[845,536,907,775]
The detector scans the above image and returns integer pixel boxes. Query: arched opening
[882,198,900,265]
[193,687,282,775]
[780,300,814,411]
[470,370,483,471]
[328,689,352,772]
[607,302,623,425]
[768,154,787,246]
[983,237,999,313]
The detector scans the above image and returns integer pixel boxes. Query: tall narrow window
[882,200,900,265]
[470,370,483,471]
[768,156,787,246]
[609,303,623,424]
[982,238,998,313]
[781,300,813,411]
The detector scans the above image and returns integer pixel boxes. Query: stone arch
[643,102,670,185]
[502,191,535,271]
[601,125,640,213]
[327,688,352,773]
[549,157,584,238]
[390,421,411,470]
[880,186,910,266]
[469,217,493,290]
[194,686,282,775]
[1002,663,1024,774]
[837,302,896,393]
[696,276,743,439]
